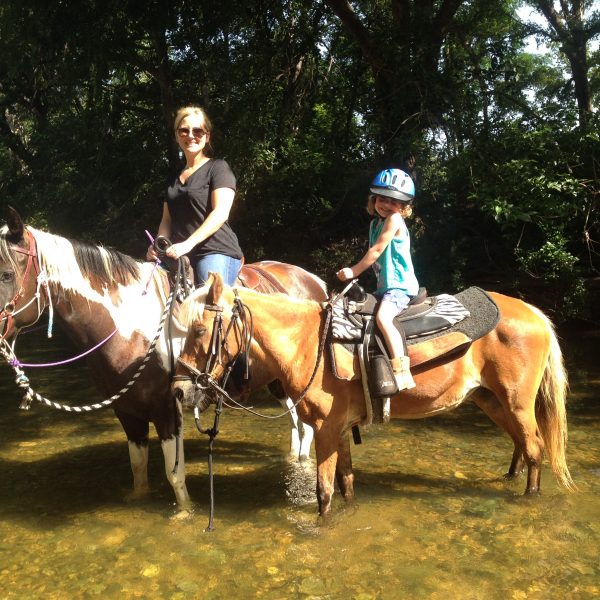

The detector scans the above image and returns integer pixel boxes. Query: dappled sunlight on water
[0,330,598,598]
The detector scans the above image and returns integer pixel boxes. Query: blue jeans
[193,254,242,286]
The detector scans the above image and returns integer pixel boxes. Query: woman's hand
[146,245,159,261]
[165,242,191,260]
[336,267,354,282]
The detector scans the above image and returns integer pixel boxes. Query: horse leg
[127,441,150,496]
[115,411,151,498]
[314,422,344,517]
[472,390,525,479]
[513,412,544,494]
[335,432,354,501]
[501,382,546,493]
[282,396,302,459]
[483,384,545,493]
[160,434,191,508]
[269,380,313,460]
[298,419,314,462]
[154,400,191,509]
[507,448,526,479]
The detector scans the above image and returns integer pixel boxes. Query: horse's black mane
[71,239,141,286]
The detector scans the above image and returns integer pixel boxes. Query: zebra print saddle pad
[331,290,471,342]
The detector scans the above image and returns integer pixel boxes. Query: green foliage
[0,0,598,322]
[516,235,588,319]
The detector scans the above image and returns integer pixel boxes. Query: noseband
[0,230,46,339]
[174,291,252,407]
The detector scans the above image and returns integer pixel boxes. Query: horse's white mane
[29,227,89,292]
[28,226,141,295]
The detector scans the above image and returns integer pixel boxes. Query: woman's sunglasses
[177,127,207,138]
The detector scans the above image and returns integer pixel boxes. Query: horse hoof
[170,507,195,521]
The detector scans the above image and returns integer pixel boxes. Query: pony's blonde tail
[536,319,575,491]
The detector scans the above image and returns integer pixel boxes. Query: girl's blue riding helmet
[370,168,415,203]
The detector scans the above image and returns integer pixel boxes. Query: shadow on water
[0,420,300,517]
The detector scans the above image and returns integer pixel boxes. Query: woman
[146,106,243,285]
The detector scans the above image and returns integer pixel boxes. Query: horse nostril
[173,387,184,401]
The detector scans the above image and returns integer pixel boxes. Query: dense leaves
[0,0,598,320]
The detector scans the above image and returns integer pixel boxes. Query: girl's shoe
[391,356,416,391]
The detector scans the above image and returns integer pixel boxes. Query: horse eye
[194,325,207,338]
[0,272,14,283]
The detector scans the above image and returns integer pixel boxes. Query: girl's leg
[376,299,415,391]
[195,254,242,286]
[376,299,406,359]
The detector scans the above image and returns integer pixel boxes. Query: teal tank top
[369,217,419,297]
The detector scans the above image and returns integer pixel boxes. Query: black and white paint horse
[0,207,323,507]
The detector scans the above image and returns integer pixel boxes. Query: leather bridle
[173,291,253,409]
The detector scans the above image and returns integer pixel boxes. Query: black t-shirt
[166,158,243,260]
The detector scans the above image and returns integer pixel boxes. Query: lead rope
[194,396,223,532]
[190,295,332,532]
[0,286,176,411]
[194,299,241,531]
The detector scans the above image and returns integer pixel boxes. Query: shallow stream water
[0,328,598,599]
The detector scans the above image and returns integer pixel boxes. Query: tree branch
[322,0,387,74]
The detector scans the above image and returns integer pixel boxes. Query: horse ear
[6,205,25,243]
[206,272,224,305]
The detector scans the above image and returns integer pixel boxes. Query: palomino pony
[173,273,574,517]
[0,207,324,508]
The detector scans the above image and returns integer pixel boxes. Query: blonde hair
[367,194,413,218]
[173,106,213,136]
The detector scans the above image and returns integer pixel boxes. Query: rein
[8,328,119,368]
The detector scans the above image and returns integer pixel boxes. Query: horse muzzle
[171,377,214,412]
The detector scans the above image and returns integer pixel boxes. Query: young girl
[337,168,419,390]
